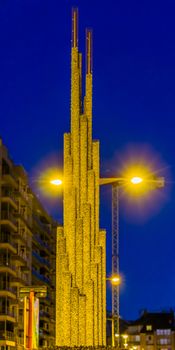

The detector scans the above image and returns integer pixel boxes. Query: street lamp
[34,167,63,198]
[100,173,165,347]
[106,275,121,285]
[122,334,129,348]
[130,176,143,184]
[50,179,62,186]
[106,273,121,347]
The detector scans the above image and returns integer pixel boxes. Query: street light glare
[122,334,129,339]
[50,179,62,186]
[130,176,143,185]
[111,275,121,285]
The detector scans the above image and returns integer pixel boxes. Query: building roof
[130,310,175,332]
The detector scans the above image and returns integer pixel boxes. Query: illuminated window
[157,329,171,335]
[135,335,140,342]
[146,325,152,331]
[160,339,168,345]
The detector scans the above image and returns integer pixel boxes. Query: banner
[32,297,39,349]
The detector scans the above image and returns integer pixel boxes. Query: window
[135,335,140,342]
[146,335,153,344]
[146,325,152,331]
[157,329,171,335]
[160,339,168,345]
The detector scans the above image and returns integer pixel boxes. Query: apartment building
[0,139,57,350]
[126,310,175,350]
[32,195,56,349]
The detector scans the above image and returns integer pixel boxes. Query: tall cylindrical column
[28,291,34,350]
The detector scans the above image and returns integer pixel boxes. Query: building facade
[0,139,56,350]
[55,8,106,347]
[125,311,175,350]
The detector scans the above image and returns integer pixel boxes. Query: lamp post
[100,174,164,347]
[122,334,129,349]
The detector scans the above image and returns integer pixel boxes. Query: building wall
[0,139,57,349]
[32,195,56,349]
[125,312,175,350]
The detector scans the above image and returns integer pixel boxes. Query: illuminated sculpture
[56,9,106,346]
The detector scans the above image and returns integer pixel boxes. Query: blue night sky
[1,0,175,320]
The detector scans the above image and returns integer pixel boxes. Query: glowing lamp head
[122,334,128,340]
[130,176,143,185]
[111,275,121,285]
[50,179,62,186]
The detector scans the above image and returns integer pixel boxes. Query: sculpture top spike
[72,8,78,48]
[86,29,93,74]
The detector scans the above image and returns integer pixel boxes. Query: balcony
[0,258,16,277]
[40,295,51,306]
[32,251,50,268]
[17,336,24,345]
[11,270,28,287]
[39,329,50,338]
[32,268,50,285]
[14,187,32,208]
[0,211,17,231]
[12,250,29,267]
[0,308,16,322]
[18,315,24,325]
[33,215,51,236]
[33,234,50,252]
[40,310,50,322]
[0,330,15,342]
[14,211,32,231]
[1,189,18,210]
[12,228,28,245]
[0,233,17,254]
[1,172,18,188]
[0,286,16,300]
